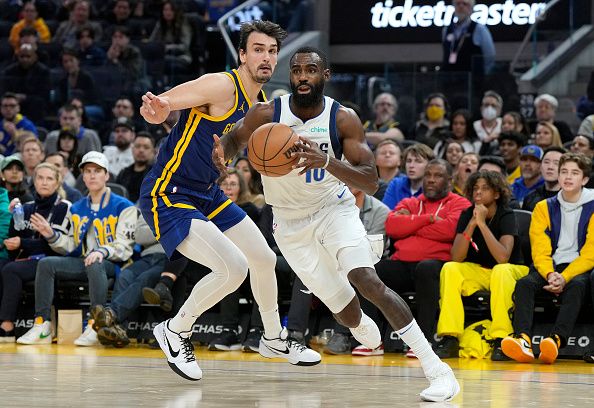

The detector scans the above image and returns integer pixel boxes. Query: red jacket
[386,192,471,262]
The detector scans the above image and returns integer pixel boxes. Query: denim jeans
[35,256,116,321]
[111,253,168,322]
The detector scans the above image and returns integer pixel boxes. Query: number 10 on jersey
[305,168,326,183]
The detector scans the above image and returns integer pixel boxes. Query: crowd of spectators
[0,0,208,126]
[0,0,593,367]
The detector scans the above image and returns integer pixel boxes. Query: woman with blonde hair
[0,162,71,342]
[534,121,563,149]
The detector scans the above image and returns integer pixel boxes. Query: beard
[290,81,325,108]
[115,139,131,150]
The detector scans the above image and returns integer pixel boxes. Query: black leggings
[0,259,38,322]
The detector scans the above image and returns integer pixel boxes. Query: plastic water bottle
[13,200,25,231]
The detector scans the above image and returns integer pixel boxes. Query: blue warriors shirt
[151,69,264,193]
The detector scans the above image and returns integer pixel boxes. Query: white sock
[260,307,282,339]
[397,319,443,377]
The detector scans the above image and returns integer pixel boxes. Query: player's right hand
[140,92,170,124]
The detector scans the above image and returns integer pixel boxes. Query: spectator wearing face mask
[414,93,450,148]
[473,90,503,156]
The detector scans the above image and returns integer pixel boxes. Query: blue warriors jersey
[139,69,265,258]
[152,69,264,192]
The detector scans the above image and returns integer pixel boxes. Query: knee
[85,261,107,278]
[247,245,276,270]
[515,276,532,292]
[353,270,384,301]
[226,254,249,288]
[566,276,588,296]
[491,264,511,280]
[416,260,442,281]
[440,262,461,283]
[1,262,17,277]
[36,257,57,277]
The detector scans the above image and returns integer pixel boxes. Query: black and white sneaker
[259,327,321,366]
[153,320,202,381]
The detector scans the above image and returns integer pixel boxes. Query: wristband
[321,154,330,169]
[463,232,479,252]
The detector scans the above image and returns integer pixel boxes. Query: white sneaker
[16,317,52,345]
[74,324,99,346]
[350,313,381,350]
[259,327,321,366]
[153,320,202,381]
[420,363,460,402]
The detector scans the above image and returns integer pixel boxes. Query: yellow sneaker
[501,333,534,363]
[539,335,561,364]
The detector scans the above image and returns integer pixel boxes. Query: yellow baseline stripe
[207,199,232,220]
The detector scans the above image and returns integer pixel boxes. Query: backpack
[459,319,494,359]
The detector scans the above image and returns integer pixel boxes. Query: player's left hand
[212,134,228,181]
[291,135,329,175]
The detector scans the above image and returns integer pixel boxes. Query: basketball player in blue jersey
[216,47,460,402]
[138,21,321,381]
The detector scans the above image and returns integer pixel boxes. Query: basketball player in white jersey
[215,47,459,402]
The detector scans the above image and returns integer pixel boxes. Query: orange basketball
[247,122,300,177]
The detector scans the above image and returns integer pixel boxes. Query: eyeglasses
[220,182,239,188]
[1,104,18,108]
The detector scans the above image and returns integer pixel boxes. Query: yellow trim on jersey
[234,69,253,107]
[233,68,267,104]
[150,111,200,239]
[207,199,232,220]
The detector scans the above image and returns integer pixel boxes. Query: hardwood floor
[1,343,593,407]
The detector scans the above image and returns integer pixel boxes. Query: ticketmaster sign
[370,0,545,28]
[330,0,574,44]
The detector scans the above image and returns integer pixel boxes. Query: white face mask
[482,106,498,121]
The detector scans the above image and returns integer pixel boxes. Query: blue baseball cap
[520,145,543,161]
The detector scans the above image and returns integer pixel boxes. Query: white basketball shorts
[273,199,376,314]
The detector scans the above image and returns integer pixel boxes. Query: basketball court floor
[1,344,594,407]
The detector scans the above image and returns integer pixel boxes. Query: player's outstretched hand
[291,135,328,175]
[140,92,170,124]
[212,134,228,182]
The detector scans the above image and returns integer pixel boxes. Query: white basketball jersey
[262,94,354,219]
